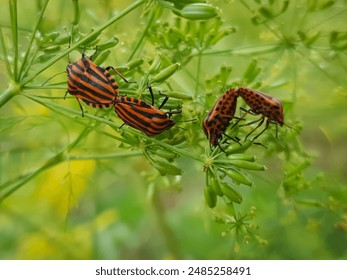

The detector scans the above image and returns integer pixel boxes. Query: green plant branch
[0,121,138,203]
[68,151,143,161]
[0,27,13,79]
[20,0,146,87]
[0,151,65,204]
[197,43,281,57]
[18,0,49,81]
[127,8,157,61]
[9,0,18,81]
[25,94,203,162]
[71,0,81,26]
[0,83,21,108]
[20,48,39,82]
[0,1,146,109]
[195,49,202,97]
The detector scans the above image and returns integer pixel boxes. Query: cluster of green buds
[35,31,70,62]
[145,147,182,176]
[147,10,235,65]
[330,31,347,52]
[166,1,219,21]
[250,0,289,25]
[204,141,266,208]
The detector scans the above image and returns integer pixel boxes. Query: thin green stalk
[0,152,65,203]
[194,49,202,97]
[26,94,119,128]
[18,0,49,80]
[9,0,18,81]
[20,0,146,87]
[25,94,203,162]
[0,130,140,203]
[0,83,21,108]
[67,125,91,151]
[0,27,13,79]
[127,8,157,61]
[20,47,39,81]
[24,86,66,90]
[197,44,281,57]
[72,0,80,26]
[24,94,127,143]
[68,151,143,161]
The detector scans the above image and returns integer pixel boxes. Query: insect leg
[105,66,132,84]
[244,116,265,140]
[251,118,270,141]
[146,83,156,106]
[75,98,85,117]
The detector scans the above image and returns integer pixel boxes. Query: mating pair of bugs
[203,87,284,148]
[66,52,285,146]
[66,52,179,136]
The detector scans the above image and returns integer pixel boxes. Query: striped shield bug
[236,87,284,140]
[114,85,181,136]
[66,51,130,116]
[203,88,240,148]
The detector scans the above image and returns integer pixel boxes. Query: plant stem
[18,0,49,80]
[9,0,18,81]
[0,27,13,79]
[20,0,146,87]
[68,151,143,161]
[127,8,157,61]
[196,43,281,57]
[0,152,65,203]
[25,94,203,162]
[0,83,21,108]
[195,49,202,98]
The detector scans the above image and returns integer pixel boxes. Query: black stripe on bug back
[114,96,176,136]
[66,54,120,110]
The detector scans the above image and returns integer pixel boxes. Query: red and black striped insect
[114,86,181,136]
[66,52,129,116]
[203,88,240,147]
[236,87,284,140]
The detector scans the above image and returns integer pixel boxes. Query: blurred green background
[0,0,346,259]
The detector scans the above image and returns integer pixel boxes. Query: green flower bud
[55,33,70,45]
[220,182,242,204]
[209,173,223,196]
[43,45,61,53]
[121,130,140,146]
[92,50,111,65]
[152,63,180,83]
[124,58,144,69]
[151,158,182,176]
[166,91,193,100]
[204,185,217,208]
[224,169,253,187]
[163,134,186,145]
[209,27,236,46]
[148,53,161,74]
[97,37,119,52]
[229,160,266,171]
[179,3,218,20]
[154,149,179,160]
[228,154,256,162]
[225,140,253,154]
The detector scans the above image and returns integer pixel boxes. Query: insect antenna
[283,122,300,135]
[41,71,66,86]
